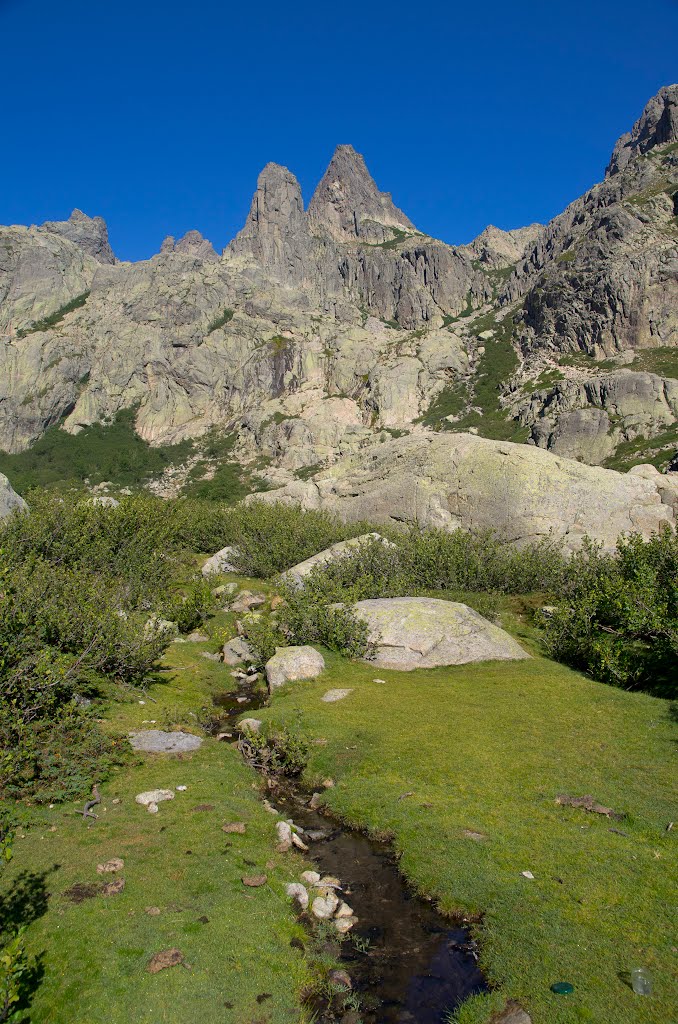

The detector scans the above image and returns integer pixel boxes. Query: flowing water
[213,683,487,1023]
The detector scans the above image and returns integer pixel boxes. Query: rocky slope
[0,86,676,491]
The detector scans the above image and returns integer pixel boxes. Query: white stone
[202,546,238,576]
[321,688,353,703]
[265,646,325,690]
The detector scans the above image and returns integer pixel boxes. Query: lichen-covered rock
[260,432,676,552]
[221,636,255,665]
[265,646,326,690]
[353,597,529,670]
[0,473,26,519]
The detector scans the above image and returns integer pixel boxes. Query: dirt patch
[64,882,101,903]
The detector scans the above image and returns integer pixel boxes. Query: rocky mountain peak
[228,162,307,268]
[307,144,415,244]
[41,208,116,264]
[606,83,678,176]
[160,229,217,261]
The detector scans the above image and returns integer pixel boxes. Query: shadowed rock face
[307,144,415,244]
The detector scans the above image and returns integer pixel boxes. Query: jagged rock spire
[606,84,678,176]
[228,162,308,278]
[160,230,217,261]
[41,208,116,264]
[307,144,415,244]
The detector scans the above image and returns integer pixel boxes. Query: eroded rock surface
[0,473,26,519]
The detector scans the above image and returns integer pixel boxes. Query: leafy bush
[540,528,677,698]
[239,726,308,776]
[162,577,214,634]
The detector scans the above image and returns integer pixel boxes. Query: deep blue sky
[2,0,677,261]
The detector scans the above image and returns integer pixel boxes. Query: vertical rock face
[307,144,415,244]
[41,209,116,264]
[229,162,310,283]
[606,84,678,177]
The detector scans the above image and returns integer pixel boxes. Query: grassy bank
[1,626,316,1024]
[252,638,677,1023]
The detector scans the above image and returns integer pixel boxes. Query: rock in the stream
[321,688,353,703]
[265,645,325,689]
[285,882,309,910]
[311,892,339,919]
[129,730,203,754]
[301,870,321,885]
[276,821,293,851]
[283,533,393,588]
[334,916,358,934]
[202,546,238,576]
[222,636,255,665]
[352,597,529,670]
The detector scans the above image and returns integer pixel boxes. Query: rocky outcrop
[160,230,218,261]
[0,472,26,518]
[257,432,676,551]
[516,370,678,463]
[41,209,115,265]
[353,597,529,670]
[307,144,415,244]
[606,85,678,177]
[461,223,542,268]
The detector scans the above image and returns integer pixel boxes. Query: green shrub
[162,577,214,634]
[16,291,90,337]
[239,726,308,776]
[540,528,677,698]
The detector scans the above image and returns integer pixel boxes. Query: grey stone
[321,689,353,702]
[128,730,203,754]
[202,546,238,576]
[283,533,393,587]
[0,473,26,519]
[352,597,529,670]
[221,637,255,665]
[265,646,326,690]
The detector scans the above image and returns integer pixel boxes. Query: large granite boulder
[0,473,27,519]
[265,646,326,690]
[202,545,238,576]
[353,597,529,670]
[283,533,392,587]
[257,432,676,552]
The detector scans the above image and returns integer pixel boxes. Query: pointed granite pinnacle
[307,144,415,244]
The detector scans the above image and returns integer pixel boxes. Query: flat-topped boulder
[353,597,529,670]
[265,646,326,689]
[128,730,203,754]
[283,533,392,587]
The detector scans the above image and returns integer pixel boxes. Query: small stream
[213,683,487,1023]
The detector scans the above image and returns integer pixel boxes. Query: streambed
[213,685,487,1023]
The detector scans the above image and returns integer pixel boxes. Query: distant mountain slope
[0,86,676,487]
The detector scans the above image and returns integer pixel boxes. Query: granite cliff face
[0,87,676,508]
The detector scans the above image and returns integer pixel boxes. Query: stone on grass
[276,821,293,851]
[352,597,530,670]
[222,822,246,834]
[101,877,125,897]
[321,688,353,703]
[285,882,309,910]
[283,533,394,588]
[490,1001,532,1024]
[135,789,175,813]
[238,717,262,734]
[230,591,266,613]
[265,646,325,690]
[202,546,238,576]
[147,948,184,973]
[129,730,203,754]
[328,968,352,990]
[96,858,124,874]
[301,870,321,885]
[242,874,267,887]
[200,651,221,662]
[212,581,238,597]
[185,631,209,642]
[222,636,255,665]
